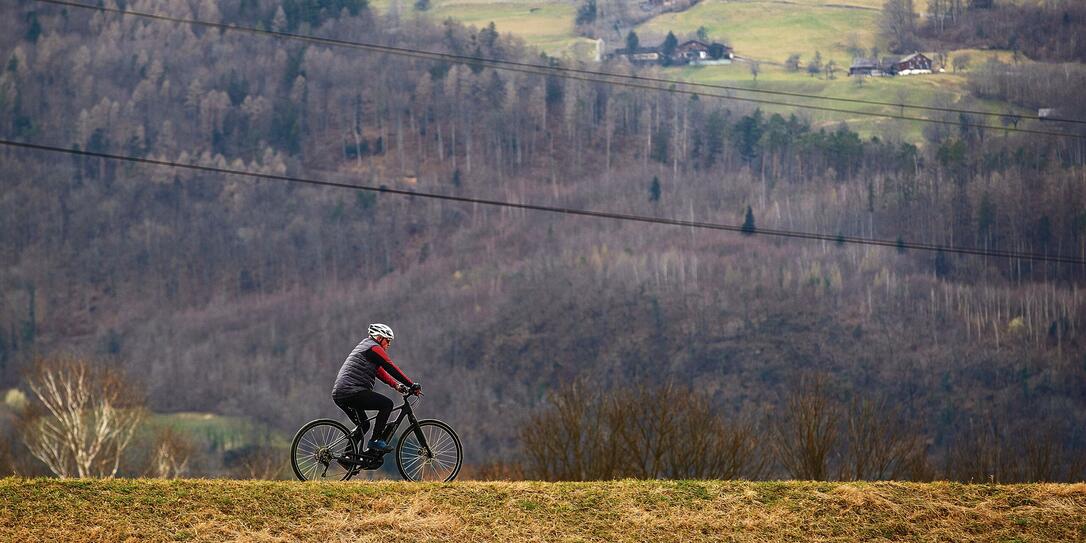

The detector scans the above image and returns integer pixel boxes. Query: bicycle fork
[408,413,433,458]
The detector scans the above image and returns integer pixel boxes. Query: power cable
[35,0,1085,126]
[3,137,1082,265]
[33,0,1086,140]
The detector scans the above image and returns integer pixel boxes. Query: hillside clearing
[2,478,1084,542]
[671,61,1018,140]
[368,0,1024,142]
[369,0,594,56]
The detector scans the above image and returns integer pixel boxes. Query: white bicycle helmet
[368,323,395,342]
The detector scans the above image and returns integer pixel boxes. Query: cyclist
[332,323,421,453]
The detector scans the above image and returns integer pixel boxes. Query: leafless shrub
[944,415,1017,483]
[843,397,927,480]
[607,384,680,479]
[521,380,763,481]
[952,53,971,72]
[147,426,194,479]
[1017,420,1081,483]
[612,383,764,480]
[520,379,621,481]
[771,377,841,480]
[665,404,765,480]
[224,444,286,480]
[0,439,14,476]
[19,356,144,478]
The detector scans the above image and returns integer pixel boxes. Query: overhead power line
[35,0,1085,127]
[3,137,1082,265]
[33,0,1086,140]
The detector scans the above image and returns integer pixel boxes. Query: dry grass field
[2,478,1085,542]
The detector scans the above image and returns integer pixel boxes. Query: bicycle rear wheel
[395,419,462,482]
[291,419,357,481]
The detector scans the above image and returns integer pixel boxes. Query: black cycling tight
[334,390,394,439]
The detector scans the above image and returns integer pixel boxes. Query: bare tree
[826,59,839,80]
[749,60,761,82]
[665,398,765,480]
[944,415,1018,483]
[880,0,919,53]
[148,427,193,479]
[609,383,681,479]
[521,381,764,480]
[843,397,926,480]
[0,440,14,476]
[20,357,144,478]
[772,376,841,480]
[952,53,971,73]
[785,53,802,71]
[520,379,621,481]
[224,443,287,480]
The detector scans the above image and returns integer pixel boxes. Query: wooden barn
[848,58,884,77]
[886,52,933,75]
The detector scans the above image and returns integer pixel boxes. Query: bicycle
[290,388,462,482]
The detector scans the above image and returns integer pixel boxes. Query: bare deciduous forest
[1,0,1085,480]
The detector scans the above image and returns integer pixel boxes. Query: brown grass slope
[1,478,1085,542]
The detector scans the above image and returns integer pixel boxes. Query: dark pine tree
[741,205,756,235]
[934,249,952,278]
[649,176,661,202]
[25,12,42,43]
[575,0,597,26]
[661,31,679,65]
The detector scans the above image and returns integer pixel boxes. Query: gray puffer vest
[332,337,380,398]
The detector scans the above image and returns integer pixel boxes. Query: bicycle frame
[329,393,429,455]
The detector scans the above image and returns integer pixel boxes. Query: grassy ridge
[2,479,1085,542]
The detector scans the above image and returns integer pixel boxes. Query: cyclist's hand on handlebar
[410,383,424,396]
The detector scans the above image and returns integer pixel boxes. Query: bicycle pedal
[338,453,367,466]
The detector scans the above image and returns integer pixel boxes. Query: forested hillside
[1,0,1085,478]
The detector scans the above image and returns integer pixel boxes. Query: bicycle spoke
[393,422,460,482]
[301,435,321,452]
[291,421,358,481]
[433,445,457,457]
[402,454,425,472]
[430,432,451,454]
[410,458,426,480]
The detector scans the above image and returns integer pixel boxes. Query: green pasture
[669,60,1020,141]
[636,0,880,63]
[147,412,290,451]
[365,0,1029,143]
[369,0,595,57]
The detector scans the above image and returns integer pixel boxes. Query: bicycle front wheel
[396,419,462,482]
[291,419,357,481]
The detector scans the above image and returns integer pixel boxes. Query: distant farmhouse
[609,39,733,66]
[849,52,935,77]
[615,45,663,63]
